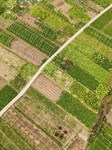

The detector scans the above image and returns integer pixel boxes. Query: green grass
[91,8,112,30]
[19,63,37,81]
[91,0,112,8]
[10,74,26,91]
[68,64,99,91]
[0,85,17,110]
[57,92,96,128]
[103,21,112,36]
[0,28,15,47]
[7,22,59,56]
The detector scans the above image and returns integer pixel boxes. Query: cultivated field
[32,74,63,102]
[11,40,47,66]
[0,0,112,150]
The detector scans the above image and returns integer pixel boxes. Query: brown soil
[18,13,39,30]
[3,107,61,150]
[52,0,72,12]
[0,59,18,81]
[106,108,112,126]
[0,45,25,69]
[67,137,87,150]
[87,1,103,12]
[86,10,97,19]
[0,77,7,90]
[0,16,13,29]
[32,74,63,102]
[11,40,47,66]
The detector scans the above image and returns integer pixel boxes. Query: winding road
[0,4,112,117]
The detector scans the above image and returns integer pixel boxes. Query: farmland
[88,122,112,150]
[0,85,17,110]
[0,0,112,150]
[7,22,59,56]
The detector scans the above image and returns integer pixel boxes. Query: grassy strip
[68,64,99,91]
[0,28,15,47]
[91,0,112,8]
[57,92,97,128]
[84,27,112,48]
[7,22,59,56]
[0,85,17,110]
[0,119,37,150]
[91,8,112,30]
[16,107,63,148]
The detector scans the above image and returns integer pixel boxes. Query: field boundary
[0,4,112,117]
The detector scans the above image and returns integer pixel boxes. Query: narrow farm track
[0,4,112,117]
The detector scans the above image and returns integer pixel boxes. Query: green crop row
[103,21,112,37]
[70,82,99,110]
[36,21,58,40]
[88,123,112,150]
[69,6,90,23]
[71,39,112,71]
[68,64,99,91]
[84,27,112,48]
[7,22,59,56]
[91,0,112,8]
[0,28,15,47]
[62,45,111,84]
[30,5,66,30]
[0,85,17,110]
[77,33,112,61]
[57,92,96,128]
[0,119,36,150]
[91,8,112,30]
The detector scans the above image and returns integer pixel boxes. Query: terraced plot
[88,123,112,150]
[32,74,63,102]
[0,85,17,110]
[7,22,59,56]
[11,40,47,66]
[0,119,37,150]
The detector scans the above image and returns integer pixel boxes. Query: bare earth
[18,13,38,29]
[0,16,13,29]
[0,59,18,81]
[67,137,87,150]
[0,77,7,90]
[106,108,112,126]
[52,0,72,12]
[0,45,25,69]
[3,107,61,150]
[87,1,103,12]
[32,74,63,102]
[11,40,47,66]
